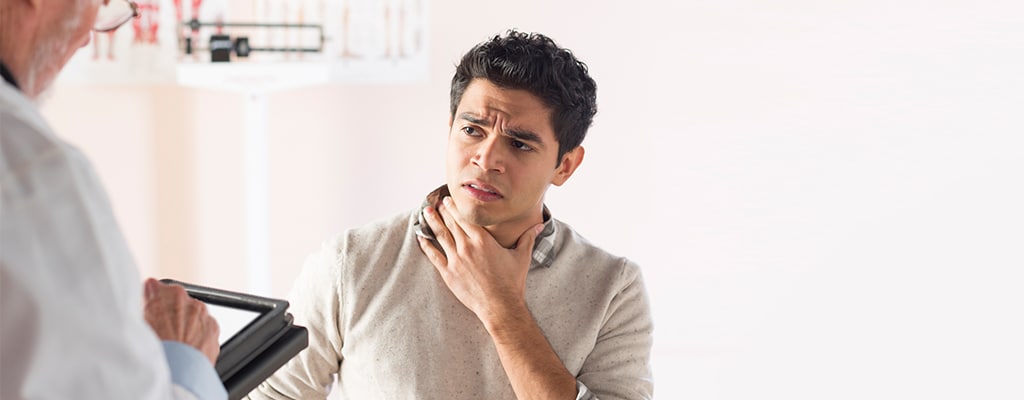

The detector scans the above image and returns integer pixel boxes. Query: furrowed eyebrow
[459,112,544,147]
[459,113,489,125]
[503,128,543,147]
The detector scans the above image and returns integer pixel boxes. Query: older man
[1,0,225,399]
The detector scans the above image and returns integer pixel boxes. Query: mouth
[462,181,504,200]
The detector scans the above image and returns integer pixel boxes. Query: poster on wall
[58,0,429,86]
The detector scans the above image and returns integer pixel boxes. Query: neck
[484,225,531,249]
[483,207,546,249]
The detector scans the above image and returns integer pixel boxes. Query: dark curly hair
[449,30,598,165]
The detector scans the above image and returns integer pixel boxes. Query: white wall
[41,0,1024,398]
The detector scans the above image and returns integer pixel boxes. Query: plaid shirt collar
[413,185,558,269]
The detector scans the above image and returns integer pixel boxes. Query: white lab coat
[1,80,223,399]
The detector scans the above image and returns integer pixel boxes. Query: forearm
[484,303,578,400]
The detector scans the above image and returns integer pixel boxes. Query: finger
[208,313,219,336]
[421,205,446,239]
[423,205,459,256]
[160,282,189,301]
[439,196,477,237]
[189,297,207,315]
[207,314,220,345]
[204,315,221,364]
[147,283,178,308]
[417,235,449,269]
[144,278,157,300]
[438,197,470,243]
[515,224,545,259]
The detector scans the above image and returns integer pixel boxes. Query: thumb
[144,278,156,300]
[514,224,545,257]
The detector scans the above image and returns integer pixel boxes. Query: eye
[511,139,534,152]
[461,126,480,136]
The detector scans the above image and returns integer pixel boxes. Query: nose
[471,136,506,174]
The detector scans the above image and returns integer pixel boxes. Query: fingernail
[442,196,451,206]
[423,206,432,215]
[535,225,544,234]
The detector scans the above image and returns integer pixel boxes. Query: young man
[1,0,224,398]
[248,30,653,400]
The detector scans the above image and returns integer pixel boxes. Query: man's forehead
[456,80,556,139]
[460,80,550,116]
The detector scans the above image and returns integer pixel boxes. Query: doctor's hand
[143,278,220,365]
[417,196,543,330]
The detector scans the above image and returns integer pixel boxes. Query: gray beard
[31,84,57,107]
[26,6,85,102]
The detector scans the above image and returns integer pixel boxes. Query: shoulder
[291,212,417,307]
[343,210,416,243]
[312,210,416,266]
[549,217,644,285]
[1,87,89,194]
[332,211,415,254]
[1,91,63,180]
[301,210,422,300]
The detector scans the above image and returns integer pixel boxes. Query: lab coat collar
[0,59,19,90]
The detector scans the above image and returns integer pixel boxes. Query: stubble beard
[450,194,501,228]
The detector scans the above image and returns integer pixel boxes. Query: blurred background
[41,0,1023,398]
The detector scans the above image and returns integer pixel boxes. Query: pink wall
[38,0,1024,397]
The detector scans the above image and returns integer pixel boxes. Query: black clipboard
[160,279,308,400]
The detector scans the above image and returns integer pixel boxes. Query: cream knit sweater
[248,210,653,400]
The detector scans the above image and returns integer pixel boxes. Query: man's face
[27,0,101,97]
[445,78,582,238]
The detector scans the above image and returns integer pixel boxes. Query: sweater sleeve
[246,236,346,399]
[575,260,655,400]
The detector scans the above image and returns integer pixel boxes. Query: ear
[551,146,585,187]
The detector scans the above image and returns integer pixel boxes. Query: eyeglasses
[92,0,139,33]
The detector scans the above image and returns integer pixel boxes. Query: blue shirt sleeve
[162,341,228,400]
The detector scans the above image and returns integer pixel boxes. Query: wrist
[480,300,532,340]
